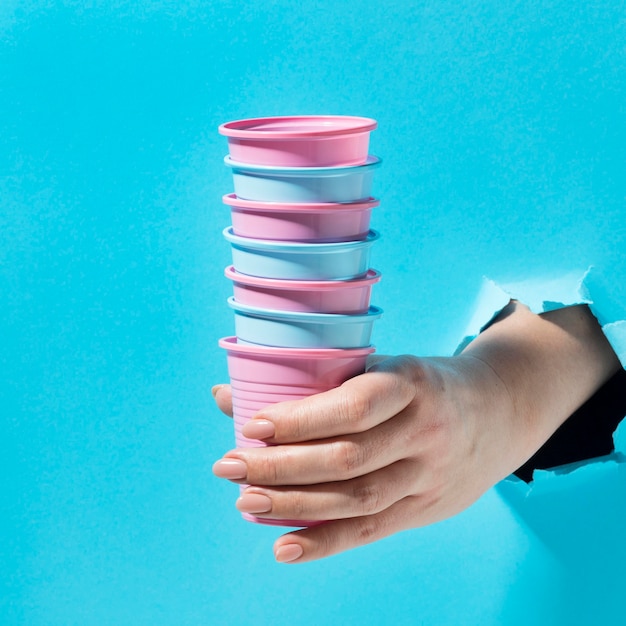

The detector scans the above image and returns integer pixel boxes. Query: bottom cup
[219,336,375,527]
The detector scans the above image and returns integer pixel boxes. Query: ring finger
[235,458,421,521]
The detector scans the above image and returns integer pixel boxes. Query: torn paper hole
[460,268,626,483]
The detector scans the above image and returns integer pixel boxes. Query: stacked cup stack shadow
[218,115,383,527]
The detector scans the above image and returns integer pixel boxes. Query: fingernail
[211,384,224,399]
[212,458,247,480]
[275,543,304,564]
[242,419,275,440]
[236,492,272,514]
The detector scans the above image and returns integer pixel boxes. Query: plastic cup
[218,115,377,167]
[223,227,379,281]
[223,155,381,203]
[225,266,381,314]
[223,193,378,243]
[228,298,383,348]
[219,336,374,526]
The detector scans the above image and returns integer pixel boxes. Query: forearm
[461,301,621,459]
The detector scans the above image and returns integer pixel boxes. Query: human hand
[212,352,521,563]
[212,302,621,563]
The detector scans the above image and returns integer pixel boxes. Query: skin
[212,301,621,563]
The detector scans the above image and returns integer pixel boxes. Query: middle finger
[217,403,423,486]
[237,458,422,522]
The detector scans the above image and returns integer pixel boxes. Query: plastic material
[225,266,381,314]
[224,155,381,203]
[228,298,383,348]
[223,227,379,280]
[223,193,378,242]
[219,336,374,441]
[219,336,374,527]
[218,115,377,167]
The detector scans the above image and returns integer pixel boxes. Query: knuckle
[351,482,384,515]
[354,512,388,544]
[331,440,365,476]
[368,355,421,406]
[337,386,372,429]
[395,355,424,388]
[418,419,448,449]
[395,354,426,382]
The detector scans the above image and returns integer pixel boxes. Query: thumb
[212,384,233,417]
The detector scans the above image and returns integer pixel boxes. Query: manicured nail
[212,458,247,480]
[211,384,225,399]
[242,419,275,440]
[236,492,272,514]
[275,543,304,564]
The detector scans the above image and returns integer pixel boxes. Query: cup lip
[223,154,382,174]
[223,227,380,251]
[218,115,377,139]
[228,297,383,323]
[219,335,376,357]
[222,193,380,213]
[224,266,382,289]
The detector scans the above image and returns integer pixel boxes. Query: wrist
[460,301,621,463]
[449,353,529,480]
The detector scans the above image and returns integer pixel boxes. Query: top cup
[218,115,377,167]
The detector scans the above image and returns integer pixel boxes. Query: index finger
[241,355,419,443]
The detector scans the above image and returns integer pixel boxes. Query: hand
[212,353,521,562]
[212,303,620,563]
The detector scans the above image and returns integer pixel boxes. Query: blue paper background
[2,2,625,624]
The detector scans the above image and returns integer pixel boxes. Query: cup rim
[223,227,380,251]
[228,297,383,323]
[224,266,381,289]
[223,154,381,174]
[218,115,377,139]
[222,193,380,212]
[218,336,375,357]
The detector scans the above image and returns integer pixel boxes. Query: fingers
[272,496,428,563]
[215,403,424,486]
[242,356,419,444]
[236,459,420,522]
[212,384,233,417]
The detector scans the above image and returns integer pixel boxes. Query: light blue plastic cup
[223,227,380,280]
[228,298,383,348]
[224,155,382,203]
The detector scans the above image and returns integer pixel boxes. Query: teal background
[2,2,625,624]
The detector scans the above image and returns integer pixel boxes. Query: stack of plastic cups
[218,115,383,527]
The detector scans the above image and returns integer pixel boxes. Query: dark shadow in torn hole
[513,368,626,483]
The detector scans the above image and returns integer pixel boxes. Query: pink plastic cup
[219,336,374,526]
[225,266,382,314]
[218,115,377,167]
[223,193,378,243]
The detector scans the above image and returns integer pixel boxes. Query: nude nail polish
[275,544,304,564]
[212,458,247,480]
[236,492,272,514]
[241,419,275,440]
